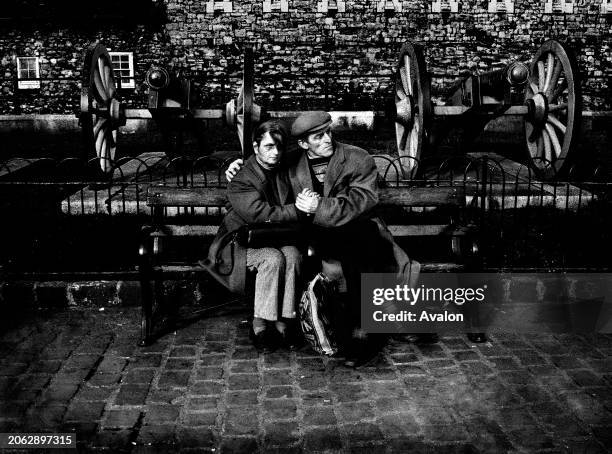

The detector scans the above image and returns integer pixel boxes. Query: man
[205,119,303,352]
[227,111,420,366]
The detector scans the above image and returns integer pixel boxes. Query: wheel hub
[525,92,548,127]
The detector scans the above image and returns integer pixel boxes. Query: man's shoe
[250,327,275,353]
[276,327,303,351]
[467,333,487,343]
[343,337,379,368]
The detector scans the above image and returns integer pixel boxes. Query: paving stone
[264,421,300,447]
[551,355,585,370]
[231,348,259,360]
[301,391,333,406]
[303,427,342,451]
[488,356,521,371]
[169,346,197,357]
[229,360,258,373]
[146,389,184,405]
[377,413,419,436]
[567,369,605,387]
[136,424,176,445]
[224,408,259,435]
[103,408,142,429]
[330,383,368,402]
[263,399,298,419]
[158,371,191,388]
[226,390,258,406]
[131,354,163,368]
[115,384,150,405]
[74,384,115,401]
[190,380,224,395]
[264,351,292,369]
[342,422,384,444]
[87,373,121,387]
[195,366,224,380]
[228,373,259,390]
[64,400,106,422]
[199,355,226,366]
[337,402,375,422]
[165,358,195,370]
[265,370,294,386]
[123,368,156,384]
[183,411,217,426]
[144,405,181,425]
[303,406,337,426]
[266,385,294,398]
[219,436,259,454]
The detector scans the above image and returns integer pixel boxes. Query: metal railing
[0,154,611,271]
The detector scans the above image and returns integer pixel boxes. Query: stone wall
[0,0,611,114]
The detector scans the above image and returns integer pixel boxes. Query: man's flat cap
[291,111,332,137]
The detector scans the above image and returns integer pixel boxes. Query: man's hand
[225,159,244,183]
[295,188,320,214]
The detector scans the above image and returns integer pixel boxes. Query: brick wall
[0,0,611,114]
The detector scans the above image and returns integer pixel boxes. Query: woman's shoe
[250,327,275,353]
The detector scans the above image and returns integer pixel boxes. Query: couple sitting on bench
[204,111,420,367]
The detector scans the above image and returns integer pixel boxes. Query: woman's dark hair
[252,119,289,149]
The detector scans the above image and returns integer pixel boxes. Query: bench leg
[139,255,155,347]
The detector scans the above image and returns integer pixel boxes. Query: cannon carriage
[77,38,583,182]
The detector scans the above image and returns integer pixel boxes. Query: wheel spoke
[545,122,562,157]
[400,65,411,96]
[542,128,552,163]
[409,123,418,158]
[537,60,545,91]
[93,68,109,102]
[543,53,555,94]
[536,135,544,160]
[545,60,563,99]
[549,102,568,112]
[95,125,106,158]
[550,79,567,103]
[103,64,116,99]
[98,57,109,93]
[548,114,567,135]
[529,80,539,95]
[396,86,406,100]
[93,117,106,140]
[404,55,413,95]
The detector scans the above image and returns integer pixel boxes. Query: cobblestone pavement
[0,307,611,453]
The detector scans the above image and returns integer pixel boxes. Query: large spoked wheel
[524,40,581,179]
[394,42,432,178]
[80,42,125,174]
[225,47,262,158]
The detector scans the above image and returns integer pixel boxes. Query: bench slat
[146,186,465,208]
[149,223,473,237]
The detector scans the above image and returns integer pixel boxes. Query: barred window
[109,52,135,89]
[17,56,40,89]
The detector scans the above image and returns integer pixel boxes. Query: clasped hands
[295,188,320,215]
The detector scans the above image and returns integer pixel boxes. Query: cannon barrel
[479,62,529,98]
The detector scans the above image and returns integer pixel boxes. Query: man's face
[299,126,334,158]
[253,132,282,168]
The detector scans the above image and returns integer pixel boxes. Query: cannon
[80,39,582,180]
[79,42,264,173]
[393,39,581,179]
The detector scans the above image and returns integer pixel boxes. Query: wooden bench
[138,183,481,345]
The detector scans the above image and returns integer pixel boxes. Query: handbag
[299,273,339,356]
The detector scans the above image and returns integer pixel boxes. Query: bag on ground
[299,273,338,356]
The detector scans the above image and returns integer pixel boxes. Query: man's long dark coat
[287,141,419,286]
